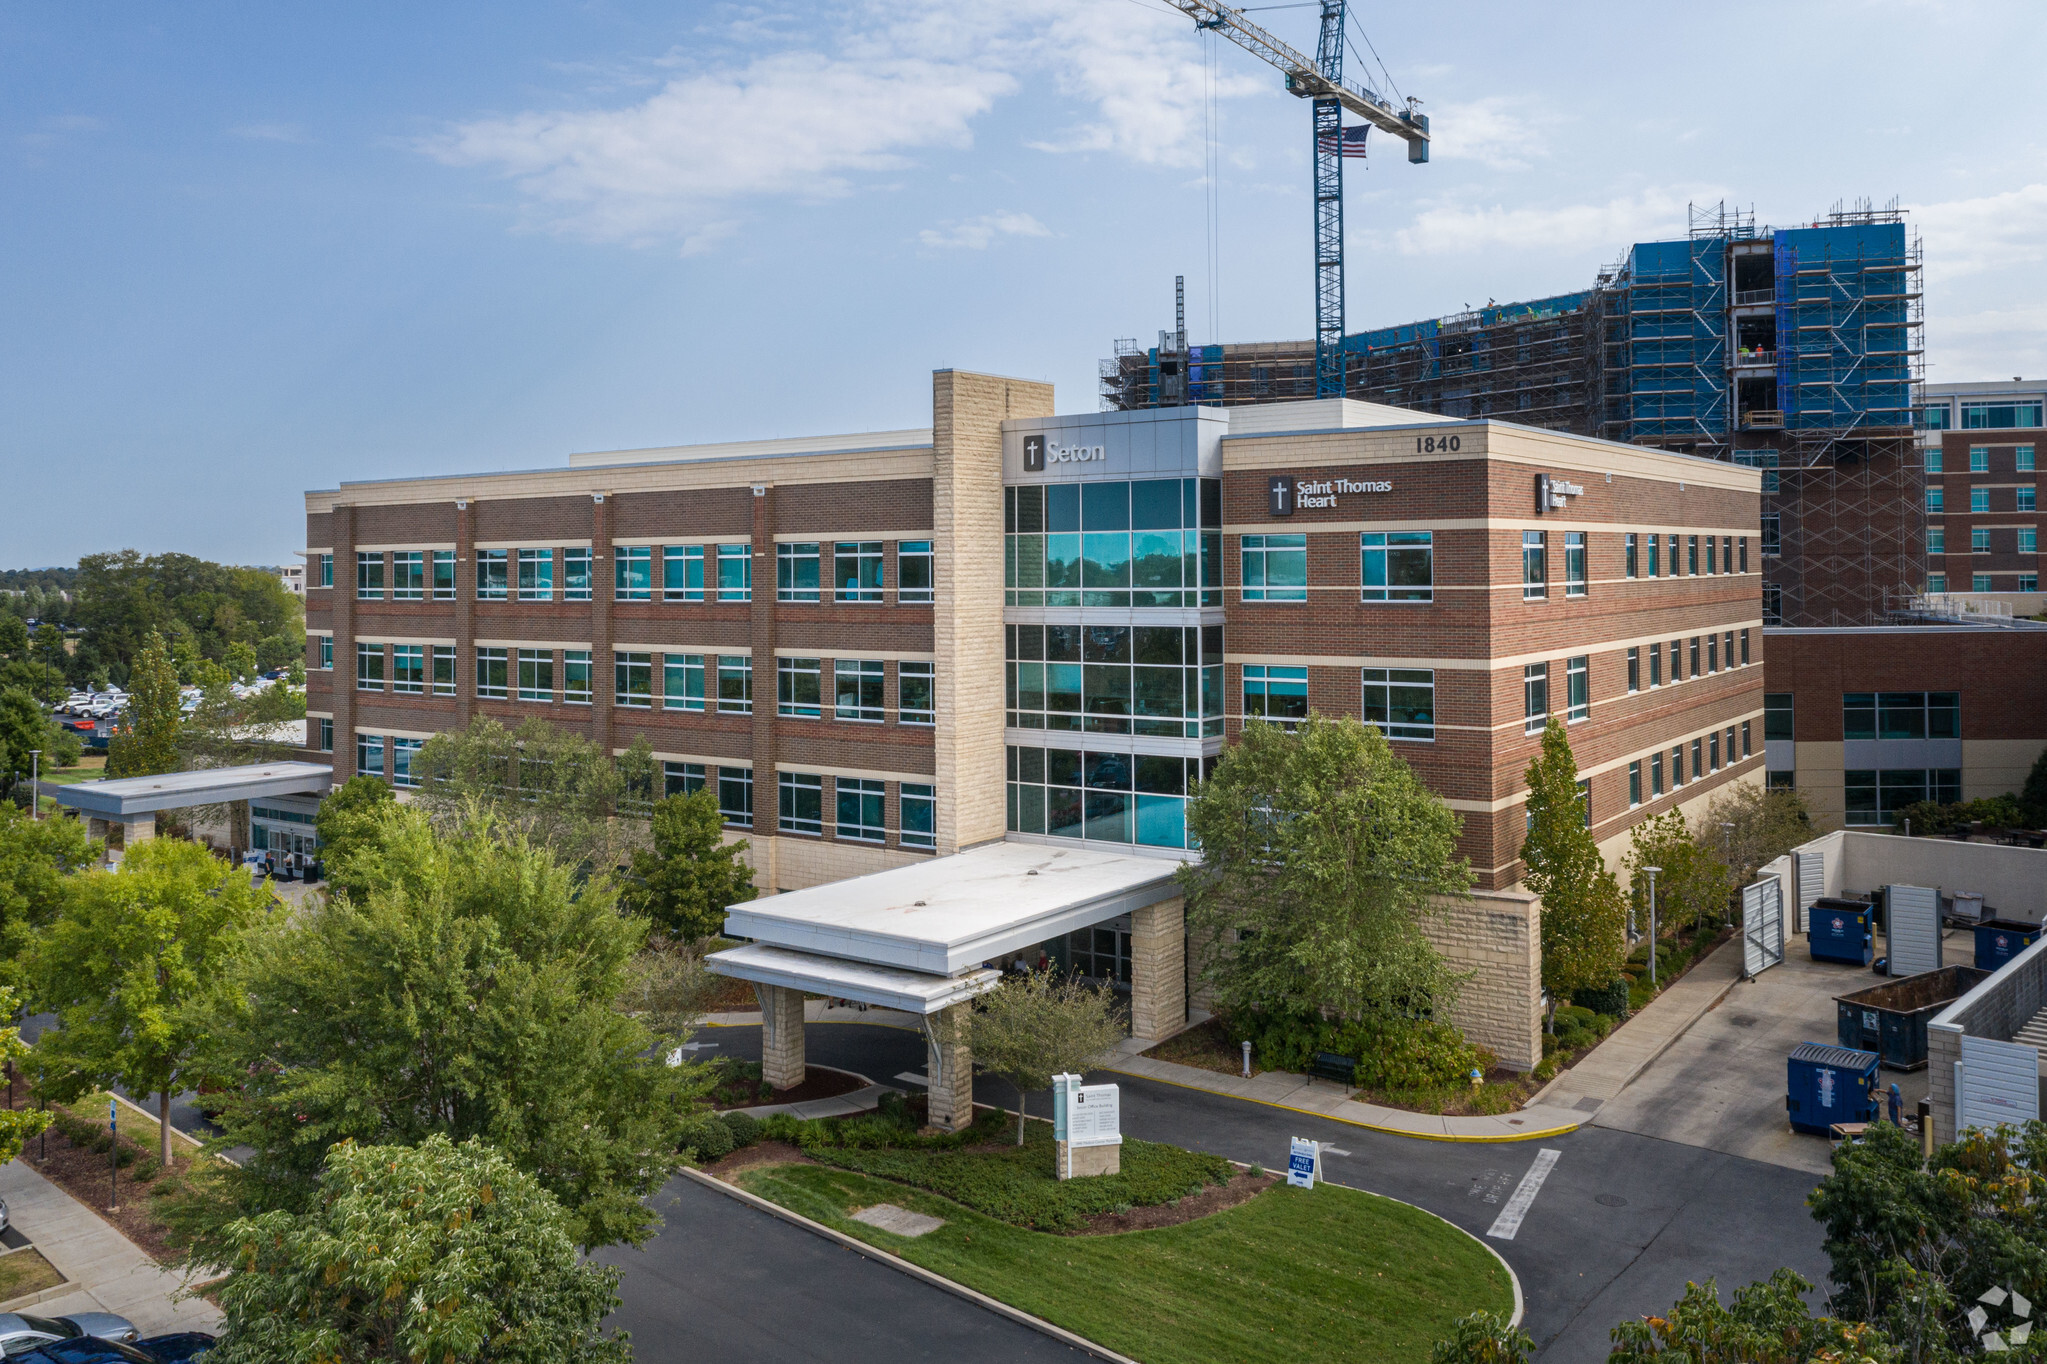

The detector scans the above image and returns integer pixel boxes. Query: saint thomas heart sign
[1267,474,1394,517]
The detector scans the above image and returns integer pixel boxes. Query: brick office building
[1923,424,2042,601]
[301,375,1762,898]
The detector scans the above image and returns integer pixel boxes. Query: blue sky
[4,0,2044,567]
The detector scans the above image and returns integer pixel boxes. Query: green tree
[30,624,64,696]
[105,631,181,779]
[72,550,303,678]
[1605,1270,1901,1364]
[179,666,306,771]
[1623,811,1733,939]
[223,639,257,683]
[0,687,80,802]
[1520,719,1626,1021]
[411,716,652,870]
[312,775,395,902]
[32,836,274,1167]
[615,939,724,1058]
[1431,1311,1534,1364]
[1703,782,1826,888]
[183,808,699,1253]
[966,971,1126,1145]
[0,987,50,1165]
[0,616,26,661]
[624,788,755,941]
[1181,715,1473,1025]
[211,1134,630,1364]
[0,803,97,992]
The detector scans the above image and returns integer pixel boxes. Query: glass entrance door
[1066,913,1132,989]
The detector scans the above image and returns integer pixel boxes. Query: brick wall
[1420,889,1543,1073]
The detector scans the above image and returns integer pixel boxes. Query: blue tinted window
[1082,480,1129,531]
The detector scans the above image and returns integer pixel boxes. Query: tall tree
[624,788,755,941]
[73,550,303,678]
[211,1135,629,1364]
[1520,719,1626,1017]
[183,808,699,1253]
[105,630,181,779]
[0,687,80,802]
[410,716,653,869]
[1703,782,1825,887]
[0,616,26,661]
[967,971,1126,1146]
[1622,811,1733,937]
[0,987,50,1165]
[0,802,97,992]
[32,836,274,1167]
[311,774,396,902]
[1181,714,1473,1025]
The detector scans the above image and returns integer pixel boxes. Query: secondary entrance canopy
[52,761,334,864]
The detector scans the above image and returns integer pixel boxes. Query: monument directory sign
[1053,1073,1122,1148]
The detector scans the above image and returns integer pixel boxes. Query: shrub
[719,1110,760,1149]
[1236,1011,1491,1091]
[678,1114,734,1163]
[1571,978,1630,1019]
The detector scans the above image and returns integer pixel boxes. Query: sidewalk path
[0,1160,219,1335]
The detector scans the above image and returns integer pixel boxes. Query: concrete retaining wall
[1422,889,1543,1074]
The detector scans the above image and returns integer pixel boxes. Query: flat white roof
[722,841,1185,976]
[705,944,1003,1015]
[54,762,333,816]
[567,428,933,469]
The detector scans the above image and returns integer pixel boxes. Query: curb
[1104,1064,1581,1144]
[680,1167,1140,1364]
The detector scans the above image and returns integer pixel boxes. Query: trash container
[1974,919,2042,972]
[1787,1042,1880,1135]
[1809,898,1876,966]
[1835,966,1990,1069]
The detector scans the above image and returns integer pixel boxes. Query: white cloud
[1386,187,1716,257]
[1909,182,2047,282]
[1422,97,1557,171]
[919,211,1051,250]
[421,0,1260,248]
[230,122,310,143]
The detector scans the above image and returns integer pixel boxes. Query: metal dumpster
[1787,1042,1880,1135]
[1809,897,1876,966]
[1974,919,2041,972]
[1835,966,1990,1070]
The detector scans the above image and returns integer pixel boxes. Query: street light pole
[26,750,37,821]
[1643,865,1663,989]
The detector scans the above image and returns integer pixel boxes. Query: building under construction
[1101,203,1925,627]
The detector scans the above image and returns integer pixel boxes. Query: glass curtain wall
[1005,479,1221,607]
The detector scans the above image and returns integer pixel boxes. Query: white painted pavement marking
[1486,1148,1562,1241]
[1320,1145,1352,1157]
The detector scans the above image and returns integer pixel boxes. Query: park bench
[1309,1052,1357,1089]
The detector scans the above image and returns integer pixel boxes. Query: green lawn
[738,1163,1511,1364]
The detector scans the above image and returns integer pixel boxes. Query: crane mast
[1163,0,1429,398]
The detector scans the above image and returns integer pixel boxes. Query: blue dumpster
[1809,897,1875,966]
[1787,1042,1880,1135]
[1974,919,2041,972]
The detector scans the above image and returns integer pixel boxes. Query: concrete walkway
[1533,934,1746,1117]
[0,1160,219,1335]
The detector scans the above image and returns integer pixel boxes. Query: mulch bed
[20,1120,188,1266]
[1070,1167,1278,1236]
[703,1140,817,1180]
[719,1066,869,1109]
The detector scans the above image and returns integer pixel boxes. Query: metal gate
[1742,876,1785,978]
[1889,883,1944,976]
[1793,849,1825,935]
[1958,1034,2040,1134]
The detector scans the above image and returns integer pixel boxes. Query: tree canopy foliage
[1520,719,1626,1008]
[410,716,657,871]
[623,788,754,941]
[1622,811,1733,939]
[105,631,182,779]
[1704,782,1825,888]
[967,971,1126,1145]
[72,550,302,686]
[1181,714,1472,1026]
[0,803,97,993]
[210,1134,630,1364]
[0,687,79,800]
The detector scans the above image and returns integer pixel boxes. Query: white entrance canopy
[53,761,334,818]
[721,840,1187,976]
[708,943,1003,1015]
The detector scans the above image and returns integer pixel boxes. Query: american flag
[1316,125,1371,159]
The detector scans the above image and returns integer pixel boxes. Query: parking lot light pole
[1643,866,1662,988]
[26,750,37,820]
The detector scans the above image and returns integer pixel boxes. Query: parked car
[0,1194,9,1234]
[8,1340,159,1364]
[134,1334,214,1362]
[0,1313,142,1356]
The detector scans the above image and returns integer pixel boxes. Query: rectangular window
[318,553,333,588]
[2021,488,2038,513]
[563,548,591,601]
[1741,721,1751,758]
[614,546,651,601]
[391,644,424,695]
[392,552,424,600]
[432,550,456,600]
[1846,768,1967,826]
[1972,488,1991,514]
[2020,445,2037,473]
[318,635,333,670]
[1627,647,1640,693]
[392,738,422,789]
[1722,536,1733,574]
[1710,731,1721,771]
[1928,573,1949,593]
[1667,639,1681,682]
[356,642,385,692]
[900,782,936,849]
[662,654,705,712]
[718,767,754,828]
[899,661,934,726]
[518,549,553,601]
[563,650,591,704]
[897,541,934,604]
[1564,531,1587,597]
[1624,533,1638,579]
[1566,655,1589,722]
[663,546,704,602]
[663,761,706,799]
[1692,737,1704,779]
[1672,745,1685,787]
[1646,533,1660,578]
[317,717,333,752]
[834,541,884,603]
[1578,778,1591,828]
[1735,448,1779,491]
[1649,643,1662,687]
[517,649,553,702]
[1707,634,1719,673]
[1361,667,1435,741]
[1971,446,1991,473]
[1687,535,1699,576]
[1243,665,1309,726]
[356,732,384,779]
[1739,537,1749,573]
[836,778,886,843]
[1974,573,1994,592]
[1974,527,1992,554]
[717,544,752,601]
[476,550,508,600]
[1765,692,1792,740]
[356,553,385,600]
[779,772,823,836]
[1764,582,1783,625]
[834,659,885,723]
[476,648,508,700]
[777,657,822,718]
[1522,531,1547,599]
[1740,628,1751,665]
[1360,531,1433,602]
[717,655,753,713]
[1705,536,1717,576]
[1523,662,1548,733]
[1689,636,1701,677]
[2022,574,2040,592]
[2021,529,2039,553]
[613,651,652,708]
[1241,534,1308,602]
[1667,532,1680,577]
[1926,448,1944,473]
[432,645,456,697]
[1929,526,1946,554]
[1650,752,1664,796]
[1928,487,1945,513]
[776,543,821,602]
[1629,761,1642,807]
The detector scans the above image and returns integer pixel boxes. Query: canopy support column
[926,1003,974,1132]
[755,983,806,1092]
[1130,894,1187,1043]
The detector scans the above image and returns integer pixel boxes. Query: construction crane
[1161,0,1430,398]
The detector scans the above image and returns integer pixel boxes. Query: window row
[1846,768,1961,827]
[1005,480,1222,609]
[1928,527,2041,554]
[660,762,934,848]
[354,733,425,788]
[1006,623,1222,738]
[1004,744,1210,850]
[1622,630,1753,694]
[1927,487,2040,513]
[1242,666,1438,741]
[1927,444,2036,473]
[1623,722,1754,806]
[1927,573,2041,593]
[1843,692,1959,742]
[1620,532,1749,580]
[344,542,934,605]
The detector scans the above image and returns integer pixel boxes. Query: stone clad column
[113,815,155,865]
[1129,895,1187,1044]
[926,1002,974,1131]
[755,983,805,1092]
